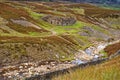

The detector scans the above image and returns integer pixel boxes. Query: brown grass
[53,55,120,80]
[0,28,10,33]
[0,2,29,19]
[0,36,75,44]
[7,22,48,34]
[0,2,50,34]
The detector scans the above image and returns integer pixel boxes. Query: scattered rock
[75,50,93,61]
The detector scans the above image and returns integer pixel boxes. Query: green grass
[100,50,108,58]
[25,7,54,30]
[24,4,111,37]
[52,21,88,35]
[24,6,93,35]
[28,32,42,36]
[27,9,90,35]
[24,7,45,18]
[24,7,52,30]
[53,55,120,80]
[30,11,45,19]
[28,32,51,37]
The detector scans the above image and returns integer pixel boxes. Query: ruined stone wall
[42,15,76,26]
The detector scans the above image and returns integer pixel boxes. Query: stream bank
[0,40,120,80]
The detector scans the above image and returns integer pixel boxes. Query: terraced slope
[0,1,120,66]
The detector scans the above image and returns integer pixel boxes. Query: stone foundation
[42,15,76,26]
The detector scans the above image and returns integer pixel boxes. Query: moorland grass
[53,55,120,80]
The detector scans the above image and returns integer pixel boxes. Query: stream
[0,40,120,80]
[72,39,120,65]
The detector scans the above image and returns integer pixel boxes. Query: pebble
[8,76,12,78]
[19,66,23,69]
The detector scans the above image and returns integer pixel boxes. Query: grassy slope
[53,56,120,80]
[0,1,120,65]
[1,2,119,37]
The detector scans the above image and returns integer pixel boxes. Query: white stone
[19,66,23,69]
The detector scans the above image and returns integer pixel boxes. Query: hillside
[0,1,120,79]
[53,42,120,80]
[0,1,120,80]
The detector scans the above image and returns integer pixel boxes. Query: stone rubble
[0,61,75,80]
[73,40,120,64]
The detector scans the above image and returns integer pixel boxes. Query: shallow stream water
[72,43,108,65]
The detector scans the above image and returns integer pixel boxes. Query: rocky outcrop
[42,15,76,26]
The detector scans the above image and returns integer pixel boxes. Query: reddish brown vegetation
[7,22,48,34]
[104,42,120,56]
[0,3,29,19]
[0,36,74,45]
[0,2,49,34]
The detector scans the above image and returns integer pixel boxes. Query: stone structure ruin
[42,15,76,26]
